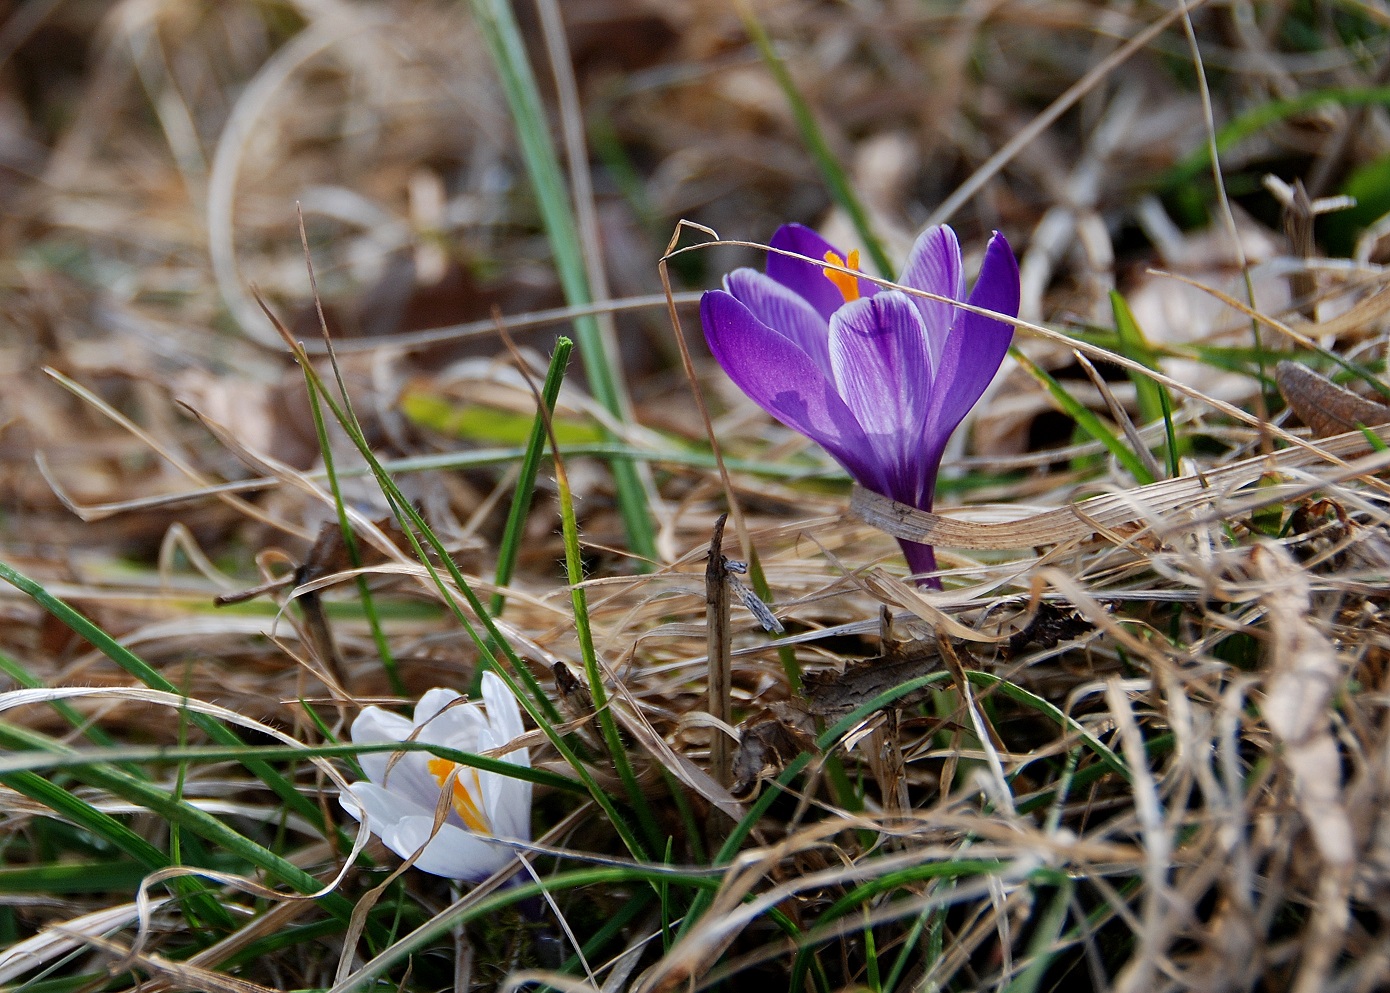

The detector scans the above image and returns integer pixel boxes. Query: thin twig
[706,513,733,790]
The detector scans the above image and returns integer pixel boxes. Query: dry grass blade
[927,0,1211,225]
[207,13,375,350]
[1074,350,1165,481]
[1254,543,1354,993]
[1106,679,1173,993]
[854,422,1390,551]
[40,368,311,538]
[0,898,170,985]
[706,513,733,789]
[68,929,283,993]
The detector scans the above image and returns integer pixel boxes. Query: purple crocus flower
[700,223,1020,587]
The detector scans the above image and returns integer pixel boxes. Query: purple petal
[827,293,932,487]
[701,289,884,490]
[899,225,964,370]
[766,224,875,322]
[924,231,1020,443]
[725,268,833,378]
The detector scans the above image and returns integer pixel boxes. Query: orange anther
[428,757,491,834]
[822,249,861,303]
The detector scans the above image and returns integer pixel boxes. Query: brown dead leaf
[804,640,939,718]
[729,717,815,800]
[1275,361,1390,438]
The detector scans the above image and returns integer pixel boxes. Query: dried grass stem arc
[852,421,1390,551]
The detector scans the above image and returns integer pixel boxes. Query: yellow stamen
[428,757,491,834]
[822,249,861,303]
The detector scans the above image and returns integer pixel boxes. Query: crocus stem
[899,540,942,590]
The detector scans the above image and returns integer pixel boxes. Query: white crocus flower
[340,672,531,880]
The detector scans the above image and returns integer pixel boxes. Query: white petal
[350,707,439,809]
[345,784,511,879]
[387,815,515,880]
[476,729,532,842]
[476,675,532,840]
[340,780,432,827]
[350,705,414,747]
[485,772,532,842]
[481,671,525,744]
[414,689,488,749]
[413,688,463,723]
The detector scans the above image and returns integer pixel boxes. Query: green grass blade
[0,859,229,895]
[815,859,1012,925]
[1016,733,1172,816]
[282,340,650,860]
[1070,323,1390,403]
[0,719,363,927]
[328,865,724,993]
[744,550,864,818]
[1163,85,1390,191]
[467,0,657,564]
[1012,346,1156,485]
[491,336,573,616]
[864,911,881,992]
[682,666,1125,951]
[790,858,1011,989]
[1109,292,1165,423]
[964,671,1128,781]
[679,672,956,940]
[0,738,586,795]
[0,649,126,759]
[299,354,404,696]
[551,428,660,856]
[1110,291,1180,478]
[737,0,893,278]
[0,765,234,930]
[1155,386,1181,479]
[0,559,330,837]
[1000,878,1075,993]
[882,905,935,992]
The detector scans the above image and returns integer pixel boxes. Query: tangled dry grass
[4,1,1390,991]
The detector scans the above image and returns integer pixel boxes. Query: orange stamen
[428,757,491,835]
[822,249,861,303]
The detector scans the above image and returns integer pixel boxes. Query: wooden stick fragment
[707,513,733,788]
